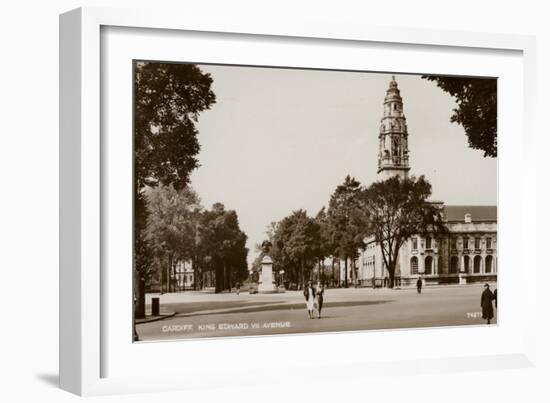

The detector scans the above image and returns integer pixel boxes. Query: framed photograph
[60,6,536,396]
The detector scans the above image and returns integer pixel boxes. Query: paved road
[136,285,497,341]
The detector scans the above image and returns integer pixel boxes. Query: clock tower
[377,76,410,180]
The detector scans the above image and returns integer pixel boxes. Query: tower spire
[377,76,410,179]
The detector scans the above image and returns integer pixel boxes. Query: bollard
[151,297,160,316]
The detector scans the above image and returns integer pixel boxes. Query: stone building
[377,76,410,181]
[174,260,195,290]
[358,77,497,287]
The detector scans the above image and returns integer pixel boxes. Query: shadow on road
[163,300,278,315]
[174,299,394,318]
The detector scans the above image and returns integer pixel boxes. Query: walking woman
[303,280,316,319]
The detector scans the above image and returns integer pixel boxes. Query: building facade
[359,77,497,287]
[174,260,195,290]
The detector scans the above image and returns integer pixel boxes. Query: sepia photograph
[132,62,498,342]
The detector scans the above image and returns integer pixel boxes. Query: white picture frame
[60,6,537,396]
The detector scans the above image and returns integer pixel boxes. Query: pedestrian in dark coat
[493,288,497,309]
[416,277,423,294]
[481,283,494,324]
[315,281,324,319]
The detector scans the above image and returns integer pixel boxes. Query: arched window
[425,256,433,275]
[410,257,418,275]
[485,255,493,273]
[450,256,459,274]
[464,256,470,273]
[474,255,482,273]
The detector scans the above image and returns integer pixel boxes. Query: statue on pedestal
[257,240,277,293]
[261,240,272,254]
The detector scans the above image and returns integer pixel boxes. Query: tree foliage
[146,185,201,260]
[197,203,249,293]
[327,175,370,287]
[361,175,447,288]
[422,75,497,157]
[315,207,334,261]
[144,188,248,294]
[270,210,321,288]
[134,190,154,318]
[135,62,216,190]
[133,62,215,315]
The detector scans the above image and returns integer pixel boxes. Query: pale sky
[188,65,497,264]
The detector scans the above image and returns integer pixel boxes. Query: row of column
[460,254,496,274]
[416,254,496,275]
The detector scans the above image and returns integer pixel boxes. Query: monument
[257,240,278,293]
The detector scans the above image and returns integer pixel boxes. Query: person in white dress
[303,280,316,319]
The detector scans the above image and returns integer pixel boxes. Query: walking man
[481,283,495,325]
[416,276,423,294]
[315,281,324,319]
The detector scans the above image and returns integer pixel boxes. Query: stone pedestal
[459,273,467,285]
[258,255,277,293]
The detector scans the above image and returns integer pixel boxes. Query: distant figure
[416,277,423,294]
[493,288,497,309]
[315,281,325,319]
[303,280,316,319]
[235,282,241,295]
[481,283,494,324]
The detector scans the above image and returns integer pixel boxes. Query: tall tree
[133,62,215,317]
[271,218,299,286]
[134,191,153,318]
[422,76,497,157]
[145,185,202,293]
[286,210,321,287]
[135,62,216,190]
[361,175,447,288]
[198,203,249,293]
[315,207,334,284]
[327,175,369,287]
[271,210,321,288]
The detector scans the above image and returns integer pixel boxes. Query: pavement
[135,312,176,324]
[136,284,498,341]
